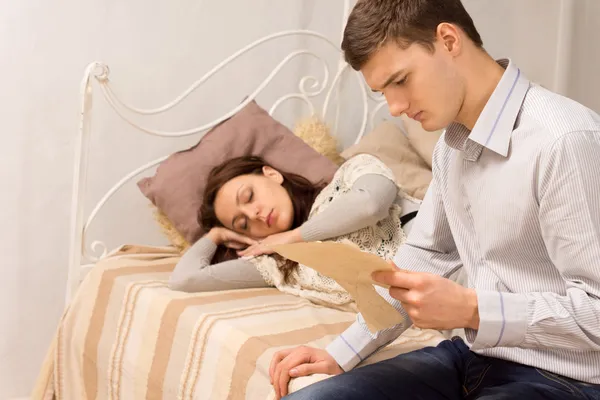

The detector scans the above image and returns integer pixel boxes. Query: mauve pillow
[137,100,339,244]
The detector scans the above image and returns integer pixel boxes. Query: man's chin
[421,118,446,132]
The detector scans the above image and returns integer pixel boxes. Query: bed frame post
[65,62,107,306]
[332,0,352,136]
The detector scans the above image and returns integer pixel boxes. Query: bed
[32,2,448,399]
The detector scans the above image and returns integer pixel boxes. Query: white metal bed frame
[66,0,390,304]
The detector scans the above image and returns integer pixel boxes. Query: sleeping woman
[169,153,418,308]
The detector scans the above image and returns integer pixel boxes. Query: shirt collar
[445,59,530,158]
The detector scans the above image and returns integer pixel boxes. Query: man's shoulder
[519,84,600,140]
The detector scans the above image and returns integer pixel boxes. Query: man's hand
[237,228,303,258]
[269,345,343,399]
[372,264,480,331]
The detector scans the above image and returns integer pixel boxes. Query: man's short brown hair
[342,0,483,70]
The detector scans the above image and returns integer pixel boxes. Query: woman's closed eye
[242,188,254,204]
[233,187,256,231]
[242,191,252,230]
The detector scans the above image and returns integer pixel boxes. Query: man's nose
[386,93,409,117]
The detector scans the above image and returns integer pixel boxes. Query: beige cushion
[341,121,432,199]
[399,115,442,169]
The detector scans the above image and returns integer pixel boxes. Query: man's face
[361,40,464,132]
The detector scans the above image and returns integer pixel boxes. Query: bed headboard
[66,0,391,304]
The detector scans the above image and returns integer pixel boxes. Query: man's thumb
[387,259,412,273]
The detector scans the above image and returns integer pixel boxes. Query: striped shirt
[326,59,600,384]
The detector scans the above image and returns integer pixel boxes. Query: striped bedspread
[32,245,447,400]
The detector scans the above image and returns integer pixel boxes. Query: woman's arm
[169,235,268,292]
[300,174,397,241]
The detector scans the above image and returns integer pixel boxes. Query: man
[269,0,600,399]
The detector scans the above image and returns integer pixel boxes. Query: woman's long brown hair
[199,156,326,283]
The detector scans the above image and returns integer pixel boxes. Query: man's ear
[262,165,284,184]
[436,22,462,56]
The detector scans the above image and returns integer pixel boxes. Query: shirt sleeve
[326,142,464,371]
[466,130,600,351]
[169,236,268,292]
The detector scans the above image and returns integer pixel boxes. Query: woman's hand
[207,227,257,250]
[237,228,303,258]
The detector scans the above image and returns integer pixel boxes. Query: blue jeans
[284,337,600,399]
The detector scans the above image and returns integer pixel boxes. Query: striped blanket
[32,245,447,400]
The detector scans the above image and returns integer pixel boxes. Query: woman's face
[213,166,294,239]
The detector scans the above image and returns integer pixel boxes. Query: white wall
[464,0,562,89]
[463,0,599,112]
[1,0,598,398]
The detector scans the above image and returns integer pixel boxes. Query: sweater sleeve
[169,236,268,292]
[300,174,397,241]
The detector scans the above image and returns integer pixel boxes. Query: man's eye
[395,77,407,86]
[248,190,253,203]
